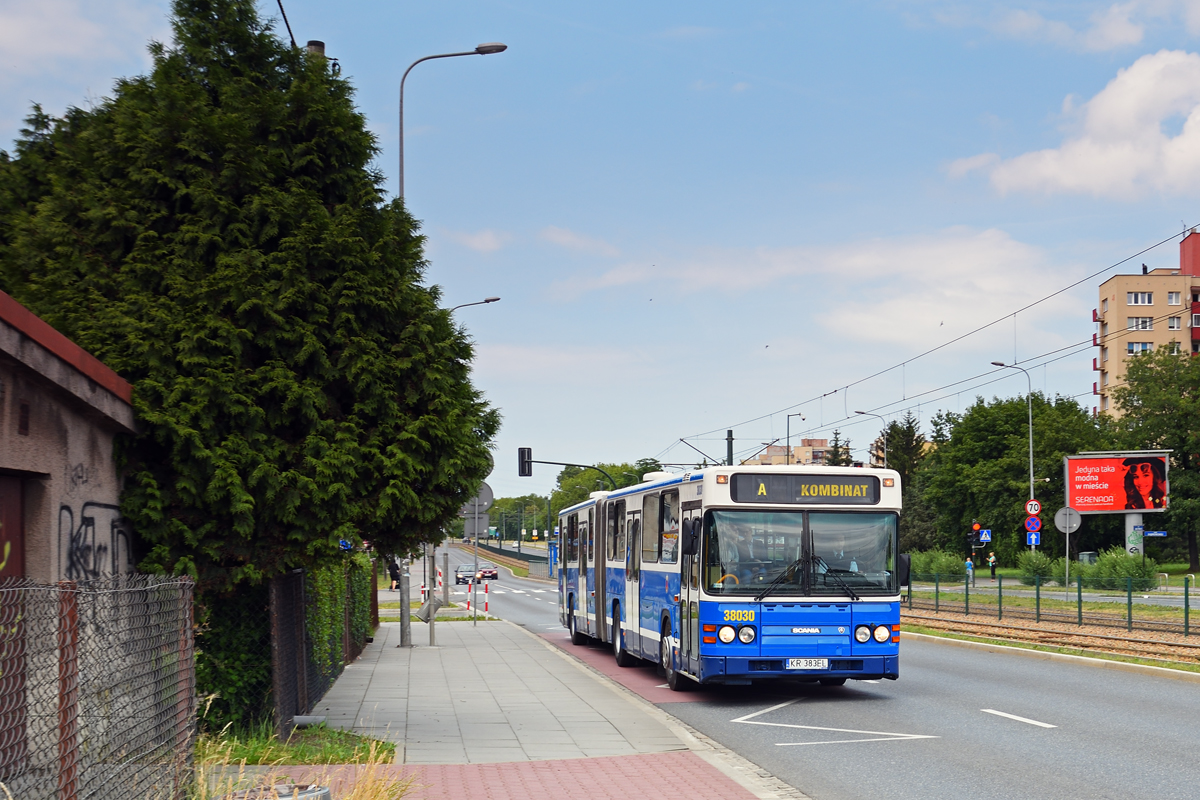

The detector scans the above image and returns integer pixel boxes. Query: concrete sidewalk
[302,619,809,799]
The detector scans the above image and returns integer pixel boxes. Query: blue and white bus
[558,465,908,690]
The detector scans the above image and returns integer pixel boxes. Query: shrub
[1086,546,1158,591]
[910,549,966,579]
[1017,550,1055,586]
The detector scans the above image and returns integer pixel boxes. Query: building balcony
[1093,308,1100,322]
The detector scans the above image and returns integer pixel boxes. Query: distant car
[477,562,498,581]
[455,565,477,585]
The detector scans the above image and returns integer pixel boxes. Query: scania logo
[838,627,846,634]
[791,627,821,634]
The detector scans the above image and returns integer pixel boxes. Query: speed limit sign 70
[1025,499,1042,515]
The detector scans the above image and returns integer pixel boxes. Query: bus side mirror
[681,519,699,557]
[897,553,911,588]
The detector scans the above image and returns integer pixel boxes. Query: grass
[196,721,396,766]
[194,734,413,800]
[903,621,1200,674]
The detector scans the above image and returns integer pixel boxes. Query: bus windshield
[702,509,897,597]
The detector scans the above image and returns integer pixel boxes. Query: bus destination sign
[731,474,880,505]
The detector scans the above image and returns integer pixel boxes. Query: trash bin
[414,596,444,623]
[219,784,332,799]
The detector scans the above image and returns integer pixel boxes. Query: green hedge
[909,549,966,578]
[196,552,375,731]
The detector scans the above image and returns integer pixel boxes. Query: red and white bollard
[484,581,489,615]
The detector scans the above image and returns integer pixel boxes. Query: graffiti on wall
[58,501,133,580]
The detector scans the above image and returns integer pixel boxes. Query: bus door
[680,501,703,675]
[605,499,626,645]
[593,503,607,643]
[640,493,662,657]
[625,508,642,655]
[582,510,593,634]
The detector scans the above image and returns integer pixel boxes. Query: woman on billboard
[1123,457,1167,509]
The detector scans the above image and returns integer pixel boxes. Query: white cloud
[0,0,166,76]
[538,225,620,257]
[548,227,1075,349]
[946,152,999,179]
[931,2,1146,52]
[955,49,1200,198]
[445,228,513,253]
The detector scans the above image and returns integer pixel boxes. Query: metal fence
[907,573,1196,635]
[0,575,195,800]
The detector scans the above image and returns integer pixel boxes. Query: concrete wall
[0,291,137,582]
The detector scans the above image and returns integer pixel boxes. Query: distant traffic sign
[1025,499,1042,515]
[1024,515,1042,533]
[1026,531,1041,546]
[979,529,992,542]
[1054,506,1082,534]
[1144,530,1168,538]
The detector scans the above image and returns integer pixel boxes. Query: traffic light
[518,447,533,477]
[972,522,981,532]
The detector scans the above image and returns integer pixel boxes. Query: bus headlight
[718,625,736,643]
[854,625,871,643]
[738,626,756,644]
[873,625,891,643]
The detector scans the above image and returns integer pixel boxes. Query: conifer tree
[0,0,498,588]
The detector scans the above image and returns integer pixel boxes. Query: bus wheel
[613,605,636,667]
[569,606,587,646]
[661,623,692,691]
[819,678,846,687]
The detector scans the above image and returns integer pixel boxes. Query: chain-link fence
[0,575,195,800]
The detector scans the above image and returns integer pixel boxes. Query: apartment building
[743,439,830,466]
[1095,230,1200,414]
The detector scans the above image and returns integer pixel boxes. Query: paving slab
[304,616,812,799]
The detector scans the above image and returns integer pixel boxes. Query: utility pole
[727,430,734,466]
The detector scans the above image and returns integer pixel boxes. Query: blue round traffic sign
[1024,515,1042,533]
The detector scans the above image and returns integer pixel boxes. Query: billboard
[1064,452,1170,514]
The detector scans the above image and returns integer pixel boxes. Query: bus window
[642,495,660,563]
[567,514,578,562]
[660,491,679,564]
[609,500,626,562]
[587,508,595,563]
[628,514,641,579]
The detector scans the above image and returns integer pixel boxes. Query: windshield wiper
[815,556,860,601]
[754,557,804,601]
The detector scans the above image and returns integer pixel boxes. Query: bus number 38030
[722,609,755,622]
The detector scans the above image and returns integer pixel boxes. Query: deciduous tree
[1113,347,1200,570]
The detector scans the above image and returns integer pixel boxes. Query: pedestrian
[388,559,400,592]
[987,552,997,582]
[965,556,974,587]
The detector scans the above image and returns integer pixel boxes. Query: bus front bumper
[699,655,898,683]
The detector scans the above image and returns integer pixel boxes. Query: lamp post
[992,361,1037,551]
[853,411,887,469]
[785,413,805,465]
[399,43,507,200]
[449,296,501,312]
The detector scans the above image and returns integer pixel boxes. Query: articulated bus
[557,465,908,690]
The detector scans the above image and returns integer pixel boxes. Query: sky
[4,1,1200,500]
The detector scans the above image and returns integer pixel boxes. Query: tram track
[903,610,1200,667]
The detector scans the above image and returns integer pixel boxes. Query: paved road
[460,556,1200,800]
[441,546,560,630]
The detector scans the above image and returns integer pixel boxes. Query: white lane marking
[532,589,547,593]
[733,700,938,747]
[981,709,1056,728]
[656,684,669,688]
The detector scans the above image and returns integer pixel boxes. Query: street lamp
[399,43,508,200]
[853,411,887,469]
[785,413,805,465]
[992,360,1036,525]
[449,296,501,312]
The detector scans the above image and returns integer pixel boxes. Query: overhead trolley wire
[674,226,1192,448]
